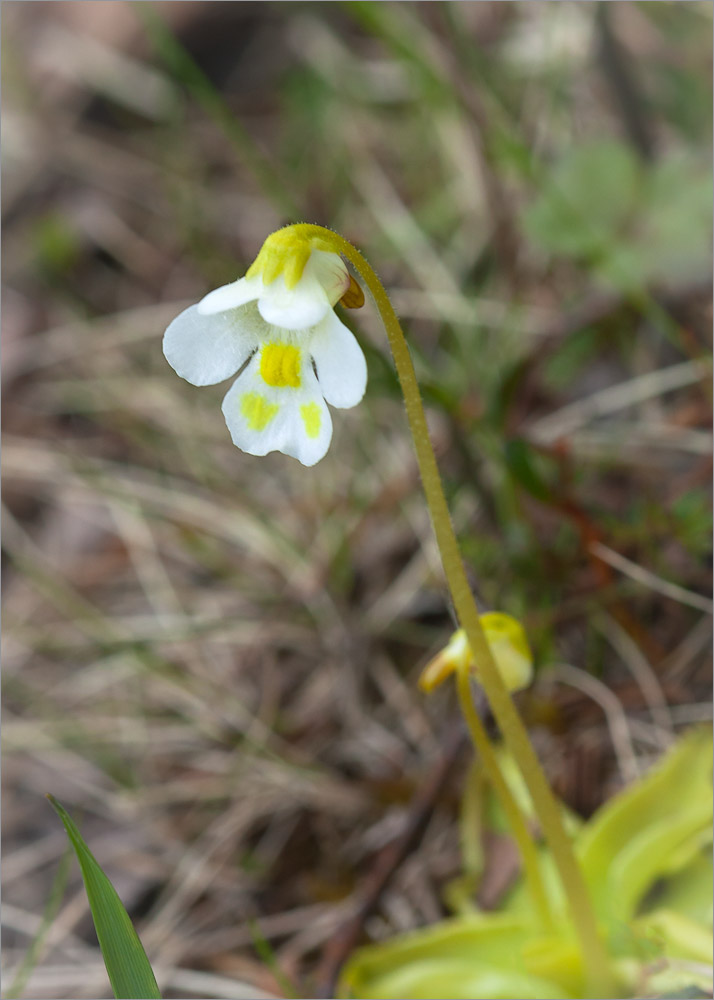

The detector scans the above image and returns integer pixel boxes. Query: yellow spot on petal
[260,343,302,388]
[240,392,279,431]
[300,402,322,439]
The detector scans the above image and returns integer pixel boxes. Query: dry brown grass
[3,3,712,998]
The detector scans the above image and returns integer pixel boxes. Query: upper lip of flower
[196,248,352,332]
[162,246,367,467]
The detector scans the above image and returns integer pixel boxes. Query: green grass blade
[47,795,161,1000]
[248,917,298,999]
[134,2,298,219]
[5,842,73,999]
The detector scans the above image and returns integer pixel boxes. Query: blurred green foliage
[33,213,82,275]
[4,3,712,998]
[524,142,712,291]
[341,730,713,999]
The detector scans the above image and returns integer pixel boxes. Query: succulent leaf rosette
[340,728,713,1000]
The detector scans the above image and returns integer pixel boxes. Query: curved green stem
[296,224,612,994]
[455,660,553,929]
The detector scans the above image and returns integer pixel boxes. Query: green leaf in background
[339,731,713,999]
[523,140,712,293]
[638,154,713,284]
[576,727,713,923]
[47,795,161,1000]
[646,847,713,926]
[504,438,553,503]
[33,212,82,275]
[340,914,574,1000]
[523,140,639,258]
[671,489,714,558]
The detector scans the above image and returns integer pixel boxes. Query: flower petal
[221,355,332,466]
[197,276,261,316]
[308,311,367,408]
[304,250,351,306]
[256,248,350,329]
[257,273,331,330]
[163,304,260,386]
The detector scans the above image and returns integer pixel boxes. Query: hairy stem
[297,224,612,994]
[455,661,553,929]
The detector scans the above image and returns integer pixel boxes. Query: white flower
[163,233,367,467]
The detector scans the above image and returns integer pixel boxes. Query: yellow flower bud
[418,612,533,694]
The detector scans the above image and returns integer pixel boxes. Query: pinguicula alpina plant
[163,223,615,995]
[51,224,711,1000]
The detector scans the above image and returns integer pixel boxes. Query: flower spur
[163,227,367,466]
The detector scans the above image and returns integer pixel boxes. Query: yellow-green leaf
[339,914,573,999]
[576,728,713,922]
